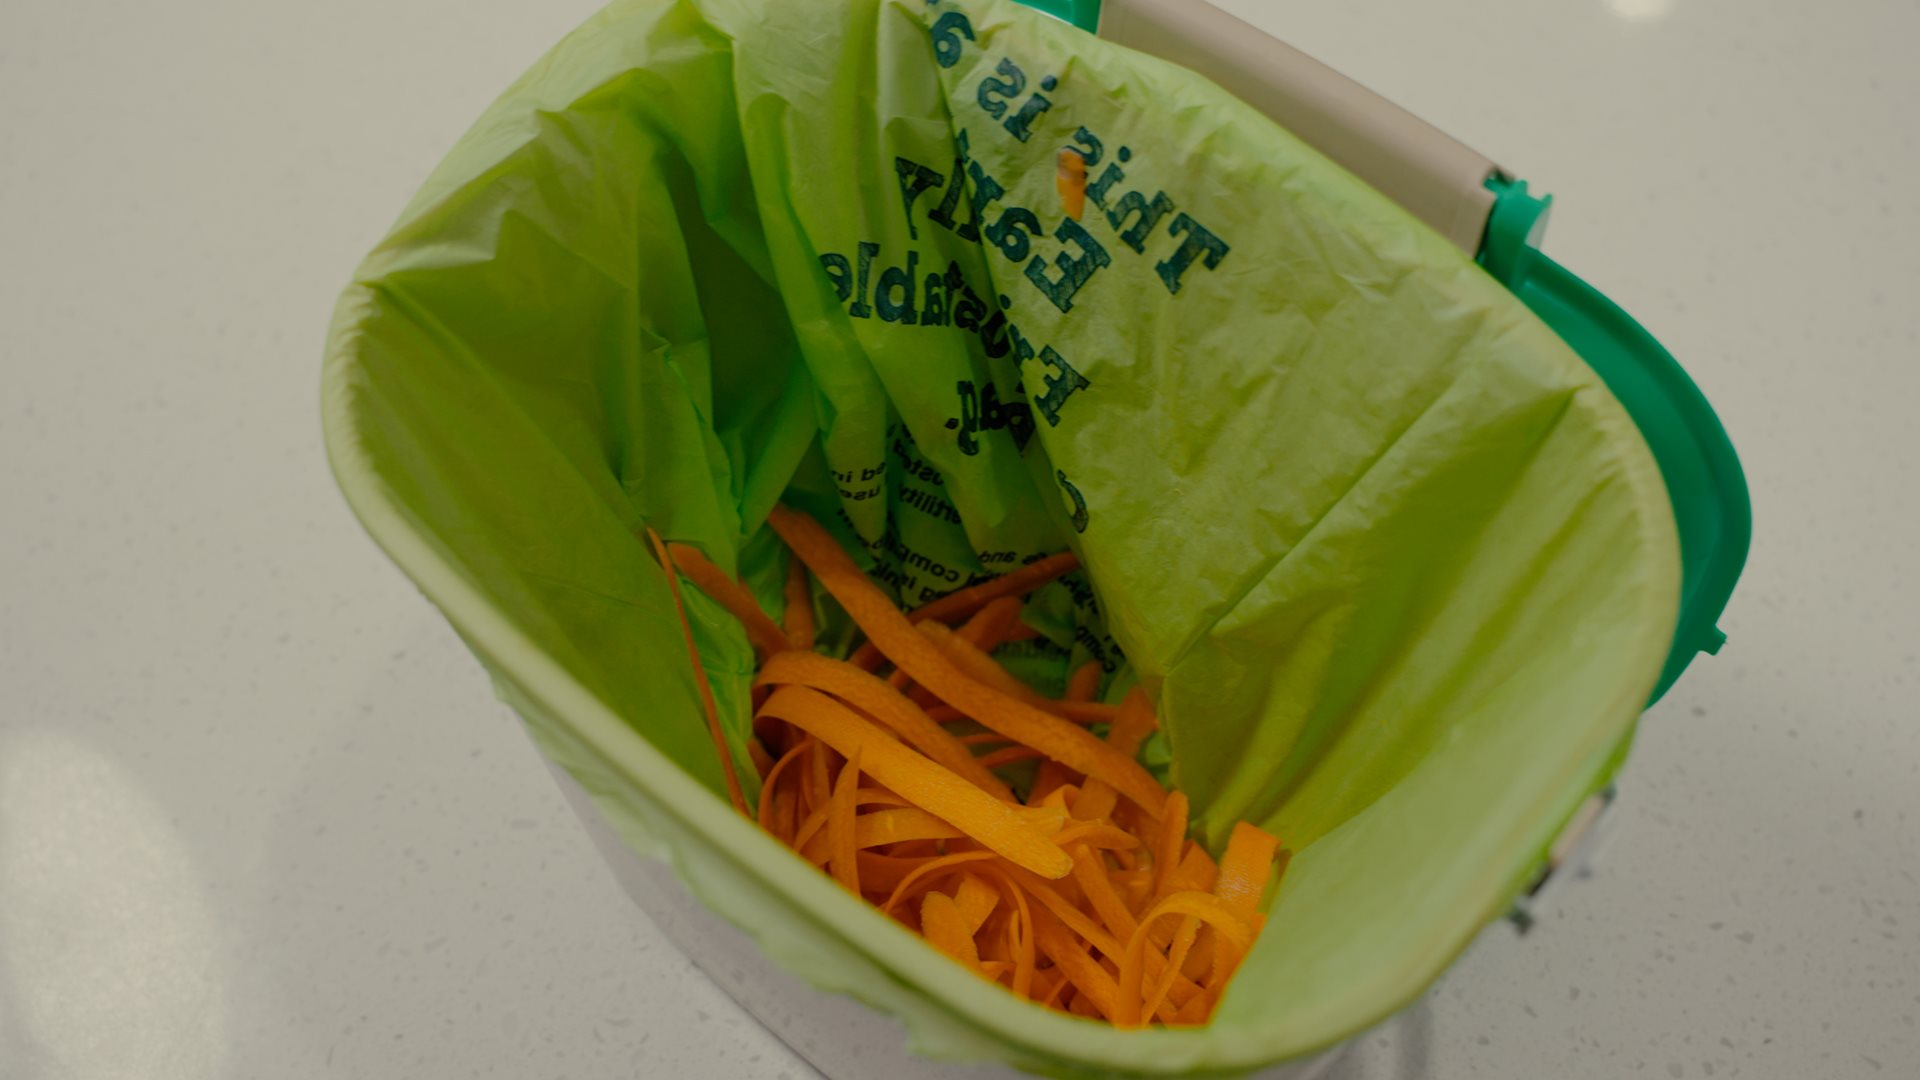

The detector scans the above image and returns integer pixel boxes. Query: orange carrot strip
[1115,892,1254,1028]
[1036,968,1070,1009]
[756,651,1012,800]
[1215,821,1281,924]
[1031,905,1121,1021]
[919,622,1119,726]
[978,746,1046,769]
[1142,918,1200,1024]
[666,542,792,658]
[1054,701,1120,724]
[1071,844,1140,944]
[783,555,815,651]
[806,806,1068,861]
[921,891,982,971]
[792,803,830,863]
[804,738,832,819]
[998,866,1122,959]
[1148,842,1221,952]
[925,704,967,724]
[879,850,1002,915]
[958,732,1014,747]
[646,528,749,816]
[746,738,776,780]
[847,640,884,670]
[770,508,1160,811]
[760,686,1072,879]
[1065,660,1102,703]
[1057,148,1088,221]
[828,747,863,894]
[1052,822,1141,851]
[955,595,1026,651]
[757,739,812,835]
[1153,791,1190,899]
[978,960,1012,981]
[997,868,1200,1024]
[973,869,1038,997]
[856,787,912,809]
[954,874,1000,934]
[853,852,941,894]
[1029,760,1075,804]
[1074,688,1158,822]
[907,551,1081,625]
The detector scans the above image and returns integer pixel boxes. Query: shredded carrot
[665,542,792,659]
[756,650,1012,800]
[1074,687,1157,822]
[719,506,1281,1027]
[879,850,1003,915]
[1115,892,1254,1028]
[921,891,982,971]
[802,806,1057,860]
[758,739,811,836]
[978,746,1046,769]
[958,732,1014,747]
[646,528,749,816]
[1142,916,1201,1023]
[1065,660,1102,703]
[925,704,967,724]
[760,686,1071,879]
[1029,760,1076,805]
[905,550,1082,625]
[746,738,776,780]
[954,874,999,933]
[1057,148,1089,221]
[856,787,913,809]
[828,746,863,894]
[1053,822,1141,851]
[1070,843,1140,943]
[783,554,815,651]
[955,595,1027,652]
[1032,904,1121,1020]
[1153,791,1190,899]
[1215,821,1281,924]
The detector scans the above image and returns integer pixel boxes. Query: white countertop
[3,0,1916,1077]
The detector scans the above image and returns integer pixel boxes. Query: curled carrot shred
[921,891,982,972]
[783,554,815,651]
[1057,148,1089,221]
[665,542,792,659]
[828,746,863,894]
[696,506,1283,1027]
[756,650,1012,800]
[761,686,1071,879]
[646,528,749,816]
[1115,892,1254,1028]
[909,550,1082,625]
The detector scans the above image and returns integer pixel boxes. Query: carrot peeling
[646,528,749,816]
[719,506,1279,1027]
[665,542,792,659]
[783,554,816,651]
[760,686,1071,879]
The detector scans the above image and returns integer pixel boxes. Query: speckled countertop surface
[3,1,1916,1077]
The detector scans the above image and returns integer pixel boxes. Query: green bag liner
[322,0,1680,1074]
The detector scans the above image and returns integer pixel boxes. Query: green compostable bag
[323,0,1679,1074]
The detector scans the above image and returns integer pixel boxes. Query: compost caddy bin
[322,0,1751,1075]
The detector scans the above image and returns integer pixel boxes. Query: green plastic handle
[1011,0,1103,33]
[1481,177,1751,702]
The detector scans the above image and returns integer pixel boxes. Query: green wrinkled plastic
[321,0,1680,1075]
